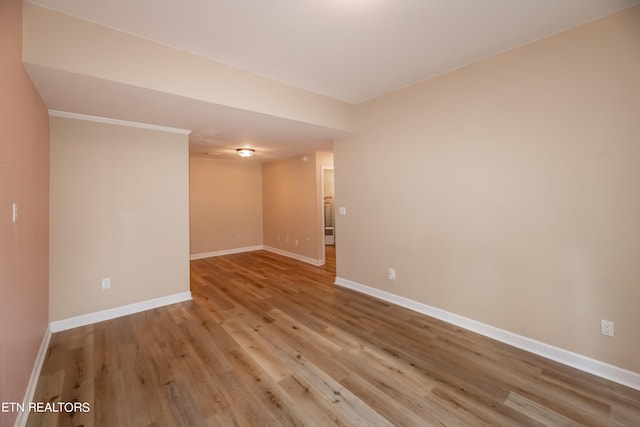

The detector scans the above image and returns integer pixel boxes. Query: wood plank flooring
[28,246,640,426]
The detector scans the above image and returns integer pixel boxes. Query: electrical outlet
[601,319,614,337]
[101,278,111,290]
[387,268,396,281]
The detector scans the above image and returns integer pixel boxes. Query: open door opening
[323,168,335,246]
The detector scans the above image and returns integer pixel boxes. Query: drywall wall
[263,153,323,263]
[323,169,335,199]
[49,116,190,321]
[189,157,263,256]
[0,0,50,424]
[334,6,640,373]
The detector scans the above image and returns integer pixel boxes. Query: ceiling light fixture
[236,148,255,158]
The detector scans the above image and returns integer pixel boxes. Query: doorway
[323,168,335,246]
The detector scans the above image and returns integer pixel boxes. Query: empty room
[1,0,639,426]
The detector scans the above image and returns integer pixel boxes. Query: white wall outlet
[101,278,111,290]
[601,319,614,337]
[339,207,347,216]
[387,268,396,281]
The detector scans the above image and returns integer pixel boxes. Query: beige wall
[0,0,50,423]
[335,6,640,373]
[323,169,335,199]
[49,117,190,321]
[189,157,263,255]
[263,153,324,262]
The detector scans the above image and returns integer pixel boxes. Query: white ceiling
[27,0,639,159]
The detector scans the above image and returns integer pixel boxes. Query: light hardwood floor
[28,246,640,426]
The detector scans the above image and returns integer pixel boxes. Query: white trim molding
[190,245,264,260]
[190,245,325,266]
[264,245,324,266]
[335,277,640,391]
[49,292,192,333]
[14,325,52,427]
[49,110,191,135]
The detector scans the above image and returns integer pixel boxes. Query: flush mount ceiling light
[236,148,255,158]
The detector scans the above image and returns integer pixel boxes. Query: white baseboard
[335,277,640,391]
[191,245,325,267]
[263,246,324,266]
[49,291,192,333]
[190,245,263,260]
[14,324,52,427]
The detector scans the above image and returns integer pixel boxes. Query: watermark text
[1,401,90,413]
